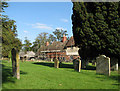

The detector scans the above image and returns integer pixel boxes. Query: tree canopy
[23,37,32,53]
[72,2,120,60]
[1,2,22,57]
[53,29,68,41]
[31,29,69,53]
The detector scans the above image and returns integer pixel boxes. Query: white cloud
[60,18,68,23]
[56,27,67,30]
[23,31,28,33]
[31,23,53,30]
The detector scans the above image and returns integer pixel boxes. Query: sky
[4,2,73,44]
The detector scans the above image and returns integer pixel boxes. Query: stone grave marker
[11,48,20,79]
[54,58,59,68]
[81,59,88,69]
[73,59,81,72]
[110,57,118,71]
[96,55,110,76]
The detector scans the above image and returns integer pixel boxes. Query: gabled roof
[37,40,68,55]
[47,41,67,51]
[19,51,35,57]
[65,36,75,47]
[36,36,77,55]
[19,51,25,57]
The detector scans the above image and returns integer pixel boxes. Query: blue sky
[4,2,73,44]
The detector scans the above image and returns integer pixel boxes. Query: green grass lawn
[2,60,119,89]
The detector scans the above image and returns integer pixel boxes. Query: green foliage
[23,37,32,53]
[32,29,68,53]
[31,32,55,52]
[2,2,22,57]
[53,29,68,41]
[0,2,8,12]
[48,34,56,44]
[72,2,120,60]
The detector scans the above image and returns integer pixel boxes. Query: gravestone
[92,60,96,66]
[11,48,20,79]
[110,57,118,71]
[54,58,59,68]
[73,59,81,72]
[22,57,24,62]
[96,55,110,76]
[81,59,87,69]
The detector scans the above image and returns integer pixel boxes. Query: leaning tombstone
[54,58,59,68]
[11,48,20,79]
[73,58,81,72]
[96,55,110,76]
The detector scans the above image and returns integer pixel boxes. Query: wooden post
[11,48,20,79]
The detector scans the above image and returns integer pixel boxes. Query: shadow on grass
[96,73,119,85]
[2,64,27,84]
[59,63,73,69]
[33,62,74,69]
[33,62,54,67]
[110,74,120,86]
[85,65,96,70]
[2,64,15,84]
[33,62,97,70]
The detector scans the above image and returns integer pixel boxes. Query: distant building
[36,35,80,62]
[19,51,35,60]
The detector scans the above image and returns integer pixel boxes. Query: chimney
[62,34,67,42]
[46,41,49,46]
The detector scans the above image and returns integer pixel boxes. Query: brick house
[36,35,80,62]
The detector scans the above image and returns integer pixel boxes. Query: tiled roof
[65,36,75,47]
[37,40,68,55]
[36,36,76,55]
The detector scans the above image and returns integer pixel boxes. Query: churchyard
[1,1,120,90]
[2,59,119,89]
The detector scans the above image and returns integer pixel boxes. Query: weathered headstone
[54,58,59,68]
[11,48,20,79]
[73,59,81,72]
[96,55,110,76]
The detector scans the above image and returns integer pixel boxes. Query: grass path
[2,60,119,89]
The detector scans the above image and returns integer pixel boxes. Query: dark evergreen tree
[72,2,120,62]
